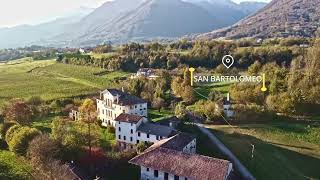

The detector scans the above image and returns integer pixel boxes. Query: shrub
[8,127,41,155]
[0,122,16,140]
[5,124,22,143]
[27,96,43,106]
[136,142,151,153]
[107,126,115,134]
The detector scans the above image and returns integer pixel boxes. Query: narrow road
[187,112,256,180]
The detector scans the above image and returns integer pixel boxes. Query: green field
[206,122,320,180]
[148,108,174,122]
[194,81,233,100]
[0,58,129,106]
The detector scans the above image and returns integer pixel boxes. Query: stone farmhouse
[129,133,232,180]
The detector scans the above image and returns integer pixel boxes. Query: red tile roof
[129,147,231,180]
[114,113,144,123]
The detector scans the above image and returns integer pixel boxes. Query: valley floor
[0,58,129,107]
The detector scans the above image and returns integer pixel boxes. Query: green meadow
[0,58,129,106]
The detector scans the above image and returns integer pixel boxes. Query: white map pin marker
[222,55,234,69]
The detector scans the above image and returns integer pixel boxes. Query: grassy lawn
[194,81,233,100]
[0,150,32,180]
[206,122,320,180]
[148,108,174,122]
[0,58,130,106]
[31,115,60,133]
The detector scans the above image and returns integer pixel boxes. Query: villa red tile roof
[114,113,144,123]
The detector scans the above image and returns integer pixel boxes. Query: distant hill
[66,0,224,46]
[0,7,94,49]
[0,0,266,48]
[198,0,320,39]
[54,0,266,46]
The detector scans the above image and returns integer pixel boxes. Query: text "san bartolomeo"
[194,75,263,83]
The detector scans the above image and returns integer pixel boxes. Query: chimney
[116,94,119,104]
[122,87,125,92]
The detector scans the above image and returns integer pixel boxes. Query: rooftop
[114,113,144,124]
[160,133,195,151]
[129,147,231,180]
[102,89,146,106]
[137,122,176,137]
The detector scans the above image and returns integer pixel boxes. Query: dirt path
[187,112,256,180]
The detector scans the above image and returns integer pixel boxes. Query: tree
[3,99,32,125]
[208,90,223,101]
[152,97,165,112]
[248,61,262,75]
[175,103,187,120]
[79,99,98,159]
[171,76,184,97]
[27,134,62,166]
[182,86,195,104]
[194,100,220,121]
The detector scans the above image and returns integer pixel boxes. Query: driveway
[187,112,256,180]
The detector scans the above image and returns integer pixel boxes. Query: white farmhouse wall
[140,166,188,180]
[116,121,138,144]
[137,132,166,144]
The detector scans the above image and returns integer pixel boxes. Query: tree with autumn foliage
[79,99,98,157]
[3,99,33,125]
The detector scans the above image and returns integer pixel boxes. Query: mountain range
[0,0,266,48]
[198,0,320,39]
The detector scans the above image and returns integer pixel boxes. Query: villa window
[146,168,149,172]
[130,137,133,142]
[147,134,150,138]
[164,173,169,180]
[137,140,140,144]
[174,175,179,180]
[118,127,121,132]
[135,105,137,108]
[131,129,133,134]
[118,135,121,139]
[123,110,125,113]
[124,136,126,141]
[138,132,141,137]
[154,170,158,177]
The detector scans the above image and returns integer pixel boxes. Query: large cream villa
[96,88,148,127]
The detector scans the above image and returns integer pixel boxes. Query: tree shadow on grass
[214,130,320,180]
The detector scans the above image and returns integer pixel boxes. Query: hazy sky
[0,0,271,28]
